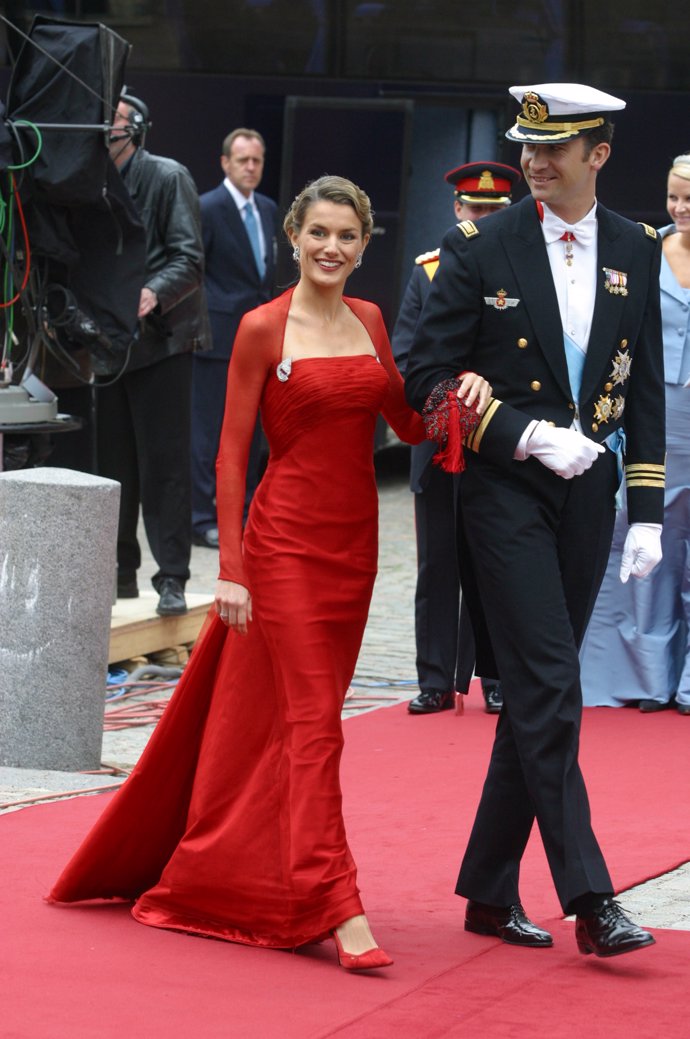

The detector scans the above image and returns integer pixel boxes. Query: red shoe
[331,930,393,971]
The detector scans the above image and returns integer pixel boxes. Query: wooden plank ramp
[109,592,214,664]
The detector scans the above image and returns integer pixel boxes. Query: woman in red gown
[49,176,490,970]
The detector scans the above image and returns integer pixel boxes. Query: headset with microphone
[111,90,151,147]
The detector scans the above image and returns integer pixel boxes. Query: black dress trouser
[96,352,193,589]
[455,448,618,913]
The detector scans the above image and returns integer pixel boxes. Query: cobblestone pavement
[1,449,687,929]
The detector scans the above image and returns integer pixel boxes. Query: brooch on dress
[276,357,292,382]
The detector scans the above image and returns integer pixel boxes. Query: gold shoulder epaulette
[414,248,440,266]
[457,220,479,239]
[638,222,657,240]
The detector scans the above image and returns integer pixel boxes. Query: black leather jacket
[119,147,210,373]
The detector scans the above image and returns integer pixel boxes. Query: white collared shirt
[541,200,598,356]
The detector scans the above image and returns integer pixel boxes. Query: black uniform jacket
[405,196,666,525]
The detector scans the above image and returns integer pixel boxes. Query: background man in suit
[406,83,665,957]
[392,161,521,716]
[100,92,209,617]
[191,128,278,548]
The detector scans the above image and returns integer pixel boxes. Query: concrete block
[0,467,120,770]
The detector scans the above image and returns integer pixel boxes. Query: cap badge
[521,91,549,125]
[484,288,519,310]
[602,266,628,296]
[609,349,632,385]
[478,170,496,191]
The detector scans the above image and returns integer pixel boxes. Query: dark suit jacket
[392,254,440,492]
[406,196,666,526]
[199,183,278,360]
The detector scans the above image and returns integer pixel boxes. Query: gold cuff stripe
[516,115,604,133]
[465,398,500,452]
[625,463,666,474]
[626,478,666,489]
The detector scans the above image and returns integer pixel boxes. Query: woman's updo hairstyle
[283,175,374,241]
[670,153,690,181]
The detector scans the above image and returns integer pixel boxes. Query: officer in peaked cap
[406,85,665,956]
[392,159,521,718]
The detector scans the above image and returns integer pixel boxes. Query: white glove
[524,421,605,479]
[620,523,663,583]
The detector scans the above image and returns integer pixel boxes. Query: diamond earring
[354,252,363,269]
[292,245,300,262]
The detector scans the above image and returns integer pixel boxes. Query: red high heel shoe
[331,930,394,972]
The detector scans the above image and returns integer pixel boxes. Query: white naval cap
[505,83,626,143]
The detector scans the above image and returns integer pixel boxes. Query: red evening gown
[48,289,428,947]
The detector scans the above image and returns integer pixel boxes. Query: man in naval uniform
[406,83,665,957]
[392,161,521,716]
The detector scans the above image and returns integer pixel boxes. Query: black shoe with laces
[482,682,503,714]
[407,689,455,714]
[575,899,655,957]
[156,577,187,616]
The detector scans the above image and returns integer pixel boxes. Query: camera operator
[99,92,209,616]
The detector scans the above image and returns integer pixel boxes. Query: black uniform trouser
[455,449,618,913]
[96,352,192,589]
[414,464,476,694]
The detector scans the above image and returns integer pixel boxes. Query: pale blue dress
[580,224,690,709]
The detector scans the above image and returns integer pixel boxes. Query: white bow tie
[542,210,597,248]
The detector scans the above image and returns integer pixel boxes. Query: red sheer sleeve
[215,303,278,588]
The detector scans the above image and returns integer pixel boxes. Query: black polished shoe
[482,682,503,714]
[465,901,553,947]
[192,527,220,549]
[575,899,655,957]
[677,702,690,716]
[156,577,188,617]
[117,578,139,599]
[639,698,670,713]
[408,689,455,714]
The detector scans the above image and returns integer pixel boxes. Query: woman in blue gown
[580,154,690,714]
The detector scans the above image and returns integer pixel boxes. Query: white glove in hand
[525,421,605,479]
[620,523,663,583]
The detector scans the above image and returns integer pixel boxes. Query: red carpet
[3,690,690,1038]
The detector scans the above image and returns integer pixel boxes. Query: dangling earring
[354,252,363,269]
[292,245,300,262]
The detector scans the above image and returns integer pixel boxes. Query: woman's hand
[215,579,252,634]
[456,372,493,416]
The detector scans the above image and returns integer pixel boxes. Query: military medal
[609,349,632,385]
[602,267,628,295]
[484,288,519,309]
[593,395,615,424]
[561,231,575,266]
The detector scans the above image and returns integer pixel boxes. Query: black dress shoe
[192,527,220,549]
[408,689,455,714]
[465,901,553,947]
[156,577,188,616]
[639,698,670,713]
[117,578,139,599]
[482,682,503,714]
[575,899,655,957]
[677,702,690,715]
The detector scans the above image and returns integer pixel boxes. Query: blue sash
[564,333,624,503]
